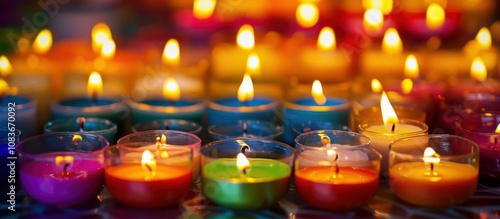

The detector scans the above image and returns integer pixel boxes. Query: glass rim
[297,145,382,162]
[44,117,117,133]
[0,97,37,110]
[358,118,429,137]
[208,97,278,113]
[284,96,350,112]
[106,143,193,155]
[50,97,127,112]
[208,120,283,140]
[200,138,294,159]
[295,130,371,148]
[131,119,202,133]
[127,98,205,113]
[389,134,479,159]
[118,130,201,145]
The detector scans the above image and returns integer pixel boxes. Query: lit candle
[296,2,319,28]
[283,80,350,144]
[338,0,396,37]
[18,133,109,207]
[389,135,479,208]
[464,28,498,77]
[208,73,278,126]
[0,79,37,140]
[105,146,192,208]
[359,92,428,175]
[201,139,293,210]
[363,8,384,35]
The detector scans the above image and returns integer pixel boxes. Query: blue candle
[208,120,283,142]
[50,98,128,138]
[128,99,205,125]
[131,119,202,138]
[283,97,350,145]
[44,117,117,143]
[0,95,37,140]
[208,97,278,126]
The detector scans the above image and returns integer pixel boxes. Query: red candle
[295,166,379,211]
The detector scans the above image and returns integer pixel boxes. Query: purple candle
[17,133,109,207]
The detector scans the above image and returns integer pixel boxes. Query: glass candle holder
[117,130,201,179]
[0,95,38,140]
[104,144,192,208]
[389,135,479,208]
[208,120,283,142]
[351,105,426,132]
[295,144,381,211]
[295,130,370,150]
[201,138,294,210]
[131,119,202,138]
[454,112,500,180]
[292,121,350,143]
[359,119,429,175]
[44,117,117,143]
[17,133,109,207]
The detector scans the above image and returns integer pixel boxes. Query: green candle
[202,158,291,210]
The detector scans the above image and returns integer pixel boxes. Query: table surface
[1,178,499,219]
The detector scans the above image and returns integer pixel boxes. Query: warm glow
[381,91,398,125]
[311,80,327,105]
[0,56,12,76]
[317,27,336,51]
[32,29,52,54]
[236,152,251,174]
[55,155,74,176]
[193,0,216,19]
[426,3,445,30]
[363,0,393,15]
[326,149,337,160]
[72,134,83,142]
[162,77,181,102]
[495,124,500,133]
[404,54,419,80]
[423,147,440,165]
[237,73,254,103]
[296,2,319,28]
[246,52,261,77]
[475,27,492,50]
[92,23,112,54]
[156,134,169,158]
[236,25,255,50]
[100,39,116,59]
[162,39,180,69]
[141,150,157,178]
[0,79,8,96]
[382,28,402,55]
[470,57,487,82]
[363,8,384,34]
[87,71,103,99]
[401,78,413,94]
[371,79,383,93]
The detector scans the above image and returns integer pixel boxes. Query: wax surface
[293,97,347,106]
[208,97,277,126]
[142,99,200,107]
[215,97,273,107]
[105,164,192,208]
[59,98,118,107]
[389,162,478,208]
[20,159,104,206]
[202,158,291,209]
[295,166,379,211]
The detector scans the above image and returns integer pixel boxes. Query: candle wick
[495,137,498,144]
[242,167,248,175]
[240,145,250,154]
[164,123,170,130]
[335,163,339,176]
[391,123,396,134]
[430,163,434,172]
[79,118,85,132]
[92,91,98,106]
[61,163,70,177]
[145,164,153,174]
[242,122,248,137]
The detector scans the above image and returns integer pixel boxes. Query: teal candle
[202,158,291,210]
[127,99,205,125]
[44,117,117,143]
[207,97,278,126]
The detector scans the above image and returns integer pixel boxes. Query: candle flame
[296,2,319,28]
[401,78,413,94]
[426,3,445,30]
[142,150,157,178]
[317,27,336,51]
[363,8,384,34]
[404,54,419,80]
[246,52,261,77]
[55,155,74,177]
[236,152,251,175]
[237,73,254,103]
[87,71,103,100]
[162,77,181,102]
[92,23,112,54]
[371,79,383,93]
[237,25,255,50]
[470,57,487,82]
[382,28,402,55]
[32,29,52,54]
[475,27,491,51]
[363,0,393,15]
[495,124,500,133]
[423,147,440,173]
[0,56,12,77]
[162,39,180,69]
[311,80,327,105]
[155,134,169,158]
[381,91,398,126]
[100,39,116,59]
[193,0,216,19]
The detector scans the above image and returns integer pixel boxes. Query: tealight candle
[0,80,38,140]
[399,2,461,39]
[201,138,293,210]
[208,73,278,126]
[208,120,283,142]
[455,112,500,180]
[389,135,479,208]
[17,133,109,207]
[359,92,428,175]
[295,134,381,210]
[105,145,192,208]
[283,80,350,144]
[117,130,201,179]
[131,119,202,138]
[44,117,117,143]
